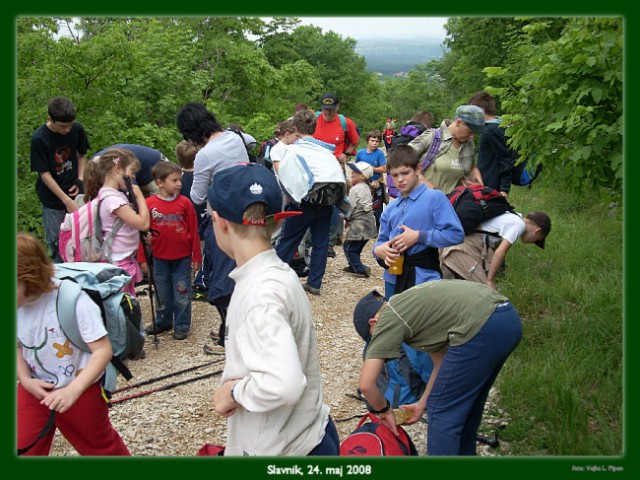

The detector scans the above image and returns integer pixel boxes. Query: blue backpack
[54,262,145,395]
[376,343,433,407]
[512,158,543,187]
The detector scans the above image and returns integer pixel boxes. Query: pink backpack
[59,192,124,263]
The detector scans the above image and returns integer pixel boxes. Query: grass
[484,173,623,456]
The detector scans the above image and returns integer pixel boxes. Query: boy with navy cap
[208,163,339,456]
[354,280,522,456]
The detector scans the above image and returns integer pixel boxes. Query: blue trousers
[275,201,333,289]
[153,256,192,333]
[426,302,522,455]
[343,239,369,273]
[307,417,339,456]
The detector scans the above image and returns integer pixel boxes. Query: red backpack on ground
[340,413,418,456]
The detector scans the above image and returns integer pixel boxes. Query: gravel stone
[48,250,508,456]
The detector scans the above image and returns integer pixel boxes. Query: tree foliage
[16,16,624,238]
[430,16,623,198]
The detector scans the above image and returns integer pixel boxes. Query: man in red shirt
[313,93,360,256]
[314,93,359,163]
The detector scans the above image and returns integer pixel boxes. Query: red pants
[17,381,130,456]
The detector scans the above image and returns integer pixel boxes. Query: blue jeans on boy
[153,256,192,334]
[276,201,333,290]
[426,302,522,455]
[42,206,66,263]
[343,239,369,273]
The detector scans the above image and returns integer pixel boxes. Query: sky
[295,16,448,40]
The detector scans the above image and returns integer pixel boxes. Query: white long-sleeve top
[189,130,251,206]
[221,249,329,456]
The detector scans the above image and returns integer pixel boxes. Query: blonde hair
[228,203,281,242]
[84,148,141,201]
[17,232,55,298]
[175,140,199,169]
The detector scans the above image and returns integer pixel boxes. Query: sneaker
[192,291,207,302]
[145,323,172,335]
[173,330,189,341]
[302,283,320,296]
[203,344,225,355]
[209,331,220,342]
[327,247,336,258]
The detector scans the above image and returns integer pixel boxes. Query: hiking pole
[124,176,160,348]
[113,359,223,394]
[111,369,223,405]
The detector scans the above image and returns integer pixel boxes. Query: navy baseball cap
[320,93,339,110]
[353,291,387,343]
[207,163,301,225]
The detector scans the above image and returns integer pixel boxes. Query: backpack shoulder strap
[420,128,444,171]
[95,193,125,261]
[315,111,347,132]
[56,279,91,353]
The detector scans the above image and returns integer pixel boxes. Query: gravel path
[49,249,509,457]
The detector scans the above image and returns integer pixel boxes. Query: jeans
[202,215,236,304]
[276,201,333,289]
[152,256,192,333]
[42,206,66,263]
[343,239,369,273]
[426,302,522,455]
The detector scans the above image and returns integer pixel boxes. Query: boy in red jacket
[139,161,201,340]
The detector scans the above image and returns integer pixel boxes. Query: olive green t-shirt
[365,280,509,360]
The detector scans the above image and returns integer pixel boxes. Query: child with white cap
[343,161,378,277]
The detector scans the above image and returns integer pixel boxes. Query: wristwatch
[368,399,391,414]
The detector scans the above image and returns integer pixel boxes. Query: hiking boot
[145,323,172,335]
[303,283,320,296]
[173,330,189,341]
[203,344,225,355]
[327,247,336,258]
[356,266,371,278]
[343,266,354,273]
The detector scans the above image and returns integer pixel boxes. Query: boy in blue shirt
[355,129,387,229]
[373,145,464,298]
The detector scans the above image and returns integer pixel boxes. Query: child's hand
[213,380,239,417]
[22,378,55,400]
[40,384,82,413]
[390,225,419,253]
[192,262,201,277]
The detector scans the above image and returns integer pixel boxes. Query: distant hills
[354,37,446,76]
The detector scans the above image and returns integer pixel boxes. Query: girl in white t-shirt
[83,147,150,296]
[17,232,130,456]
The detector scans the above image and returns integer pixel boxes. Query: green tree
[489,18,623,196]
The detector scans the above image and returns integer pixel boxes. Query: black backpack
[448,185,515,234]
[226,126,259,164]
